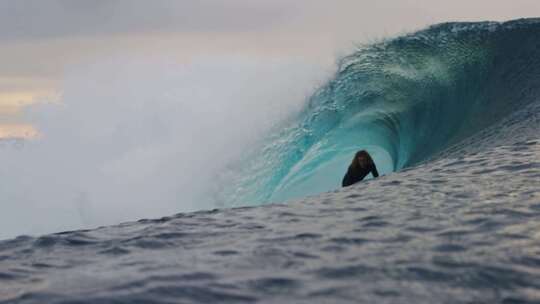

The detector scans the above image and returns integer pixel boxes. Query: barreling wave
[222,18,540,206]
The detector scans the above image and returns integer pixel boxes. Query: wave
[222,18,540,205]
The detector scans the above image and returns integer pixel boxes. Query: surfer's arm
[371,164,379,178]
[342,170,352,187]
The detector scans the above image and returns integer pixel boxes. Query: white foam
[0,55,328,239]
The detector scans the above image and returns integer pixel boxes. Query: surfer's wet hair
[351,150,374,169]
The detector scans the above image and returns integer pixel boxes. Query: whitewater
[1,18,540,303]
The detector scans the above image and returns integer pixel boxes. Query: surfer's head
[351,150,374,169]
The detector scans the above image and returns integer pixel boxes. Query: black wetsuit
[342,163,379,187]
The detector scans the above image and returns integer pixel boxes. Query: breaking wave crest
[224,18,540,205]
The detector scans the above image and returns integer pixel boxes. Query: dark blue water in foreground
[1,19,540,303]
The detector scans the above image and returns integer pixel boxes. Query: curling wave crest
[223,18,540,205]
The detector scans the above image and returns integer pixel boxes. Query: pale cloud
[0,0,298,41]
[1,0,539,45]
[1,0,539,128]
[2,0,539,70]
[0,123,37,138]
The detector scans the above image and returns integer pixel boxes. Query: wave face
[222,18,540,206]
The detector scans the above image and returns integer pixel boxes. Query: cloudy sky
[1,0,540,138]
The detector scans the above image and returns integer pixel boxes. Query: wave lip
[223,18,540,205]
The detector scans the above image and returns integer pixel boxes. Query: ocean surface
[1,19,540,303]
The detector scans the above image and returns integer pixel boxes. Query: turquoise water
[224,18,540,206]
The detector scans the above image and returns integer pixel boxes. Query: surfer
[342,150,379,187]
